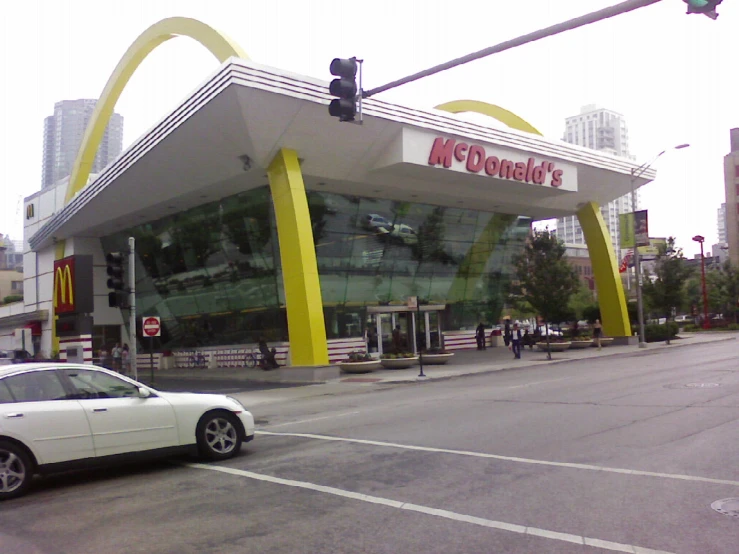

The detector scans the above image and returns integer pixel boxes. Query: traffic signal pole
[363,0,664,99]
[128,236,137,381]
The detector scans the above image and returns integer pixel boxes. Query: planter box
[420,353,455,365]
[339,360,382,374]
[536,342,571,352]
[380,357,419,369]
[569,340,593,349]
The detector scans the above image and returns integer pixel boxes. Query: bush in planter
[381,352,414,359]
[424,347,449,354]
[645,323,678,342]
[343,351,372,362]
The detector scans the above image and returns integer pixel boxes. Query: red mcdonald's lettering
[484,156,500,176]
[428,137,455,168]
[499,160,514,179]
[525,157,536,182]
[453,142,468,162]
[551,169,563,187]
[466,145,485,173]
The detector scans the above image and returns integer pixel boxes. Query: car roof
[0,362,100,378]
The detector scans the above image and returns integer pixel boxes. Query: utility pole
[128,237,137,380]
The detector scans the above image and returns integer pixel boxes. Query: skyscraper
[41,99,124,189]
[724,128,739,266]
[717,203,727,245]
[558,105,636,256]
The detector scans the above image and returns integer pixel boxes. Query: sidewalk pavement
[153,332,737,407]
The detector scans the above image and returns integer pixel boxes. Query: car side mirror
[137,387,152,399]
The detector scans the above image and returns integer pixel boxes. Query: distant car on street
[360,213,392,231]
[0,363,255,500]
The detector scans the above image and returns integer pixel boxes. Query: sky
[0,0,736,258]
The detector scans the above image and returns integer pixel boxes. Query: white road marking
[256,431,739,488]
[185,462,674,554]
[262,411,360,428]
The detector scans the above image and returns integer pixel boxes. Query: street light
[630,143,690,348]
[692,234,711,329]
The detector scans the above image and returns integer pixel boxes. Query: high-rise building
[41,99,124,189]
[558,105,636,256]
[717,203,728,244]
[724,128,739,266]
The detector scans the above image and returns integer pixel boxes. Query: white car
[360,213,392,231]
[0,363,255,500]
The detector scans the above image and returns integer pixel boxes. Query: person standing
[593,319,603,350]
[511,323,522,359]
[503,319,512,348]
[121,344,131,375]
[475,322,486,350]
[99,345,110,368]
[111,343,122,372]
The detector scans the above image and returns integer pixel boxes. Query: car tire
[0,441,33,501]
[196,412,243,461]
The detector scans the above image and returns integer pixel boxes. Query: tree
[568,281,596,321]
[642,237,692,344]
[512,230,579,359]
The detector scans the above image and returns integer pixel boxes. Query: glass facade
[101,186,529,349]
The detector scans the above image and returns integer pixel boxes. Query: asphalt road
[2,339,738,553]
[138,376,302,394]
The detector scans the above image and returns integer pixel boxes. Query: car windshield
[62,368,140,399]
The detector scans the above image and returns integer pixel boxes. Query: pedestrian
[503,319,511,348]
[475,322,486,350]
[121,344,130,375]
[593,319,603,350]
[511,323,522,359]
[571,320,580,339]
[99,345,110,368]
[258,337,279,370]
[523,328,533,350]
[112,343,122,372]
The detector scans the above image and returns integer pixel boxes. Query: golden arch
[64,17,248,204]
[436,100,630,336]
[55,17,249,351]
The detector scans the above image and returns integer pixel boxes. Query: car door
[60,368,179,457]
[0,370,95,464]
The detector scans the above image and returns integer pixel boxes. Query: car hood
[155,390,242,409]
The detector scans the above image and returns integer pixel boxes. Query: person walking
[475,322,486,350]
[511,323,522,359]
[503,319,512,348]
[593,319,603,350]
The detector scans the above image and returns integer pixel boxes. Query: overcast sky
[1,0,736,257]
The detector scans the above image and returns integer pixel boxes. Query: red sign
[53,257,76,314]
[428,137,564,187]
[142,316,161,337]
[619,251,633,273]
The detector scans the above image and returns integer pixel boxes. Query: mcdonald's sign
[53,256,94,315]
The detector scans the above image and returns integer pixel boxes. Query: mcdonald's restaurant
[0,26,654,373]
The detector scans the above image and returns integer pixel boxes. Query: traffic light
[106,252,126,308]
[328,57,358,122]
[683,0,722,19]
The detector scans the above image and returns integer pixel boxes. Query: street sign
[142,316,161,337]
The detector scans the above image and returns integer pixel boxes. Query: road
[1,338,738,553]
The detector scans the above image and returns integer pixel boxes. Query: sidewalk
[155,333,736,403]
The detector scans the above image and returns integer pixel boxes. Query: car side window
[0,380,15,403]
[61,369,139,399]
[3,371,70,402]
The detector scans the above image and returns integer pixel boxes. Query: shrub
[343,351,372,362]
[381,352,414,359]
[644,322,678,342]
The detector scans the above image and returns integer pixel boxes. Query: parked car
[674,315,693,323]
[360,213,392,231]
[0,363,255,500]
[0,350,33,366]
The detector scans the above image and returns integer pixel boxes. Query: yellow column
[267,149,329,366]
[577,202,631,337]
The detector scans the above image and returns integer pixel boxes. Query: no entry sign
[142,316,161,337]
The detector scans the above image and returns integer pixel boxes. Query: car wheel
[196,412,243,461]
[0,441,33,501]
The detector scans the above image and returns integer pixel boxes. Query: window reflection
[102,185,528,348]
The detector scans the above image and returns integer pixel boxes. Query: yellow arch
[435,100,543,136]
[436,100,630,336]
[65,17,248,204]
[54,17,248,352]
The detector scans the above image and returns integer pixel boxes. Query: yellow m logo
[54,264,74,310]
